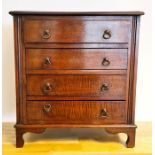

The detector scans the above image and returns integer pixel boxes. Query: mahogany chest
[9,11,144,148]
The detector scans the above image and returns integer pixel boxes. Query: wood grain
[9,11,145,15]
[26,49,128,70]
[10,12,143,148]
[23,18,131,43]
[27,74,127,100]
[26,101,127,124]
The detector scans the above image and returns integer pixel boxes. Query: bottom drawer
[26,101,127,124]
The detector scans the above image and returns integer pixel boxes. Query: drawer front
[26,101,127,124]
[26,49,128,70]
[27,74,126,100]
[24,19,131,43]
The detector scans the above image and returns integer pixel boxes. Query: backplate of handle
[42,82,52,94]
[43,103,52,113]
[41,29,51,39]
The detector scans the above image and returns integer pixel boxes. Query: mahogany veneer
[26,49,128,70]
[27,101,127,124]
[9,11,144,148]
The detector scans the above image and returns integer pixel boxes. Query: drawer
[23,19,131,43]
[26,49,128,70]
[27,74,126,100]
[26,101,127,124]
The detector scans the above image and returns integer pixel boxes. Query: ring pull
[99,108,107,118]
[101,83,109,92]
[43,57,51,66]
[102,57,110,66]
[43,104,51,113]
[42,82,52,94]
[41,29,51,39]
[103,30,111,39]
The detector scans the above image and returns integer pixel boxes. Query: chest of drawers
[9,11,144,148]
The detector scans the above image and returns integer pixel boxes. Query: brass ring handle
[103,30,111,39]
[42,82,52,94]
[102,57,110,66]
[43,57,51,65]
[101,83,109,92]
[43,104,51,113]
[41,29,51,39]
[99,108,107,118]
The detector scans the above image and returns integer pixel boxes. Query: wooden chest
[9,11,144,148]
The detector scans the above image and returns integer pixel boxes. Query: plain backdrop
[2,0,152,122]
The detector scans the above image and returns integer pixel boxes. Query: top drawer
[23,18,132,43]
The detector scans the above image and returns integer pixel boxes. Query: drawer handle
[43,57,51,65]
[42,82,52,94]
[42,29,51,39]
[102,57,110,66]
[43,104,51,113]
[103,30,111,39]
[101,83,109,92]
[100,108,107,118]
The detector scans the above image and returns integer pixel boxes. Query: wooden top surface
[9,11,144,16]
